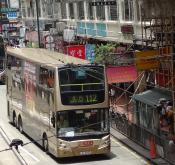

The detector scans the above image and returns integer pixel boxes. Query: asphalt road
[0,85,149,165]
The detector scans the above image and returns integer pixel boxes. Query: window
[53,1,59,16]
[122,0,133,21]
[69,3,74,19]
[136,0,141,21]
[88,0,95,20]
[77,1,84,20]
[61,2,67,19]
[108,2,118,20]
[47,1,53,16]
[39,67,55,88]
[31,0,35,17]
[96,0,105,20]
[21,0,26,17]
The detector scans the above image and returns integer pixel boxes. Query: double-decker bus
[6,47,110,157]
[0,35,5,84]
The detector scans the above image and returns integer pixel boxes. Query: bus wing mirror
[51,116,55,128]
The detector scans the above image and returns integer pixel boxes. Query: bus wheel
[43,134,48,152]
[18,117,23,133]
[13,113,17,127]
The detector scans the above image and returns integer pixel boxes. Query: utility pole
[35,0,41,48]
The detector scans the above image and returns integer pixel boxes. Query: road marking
[19,146,40,162]
[111,137,149,164]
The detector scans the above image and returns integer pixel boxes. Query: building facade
[20,0,143,45]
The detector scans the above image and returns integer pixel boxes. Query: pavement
[110,127,171,165]
[0,127,22,165]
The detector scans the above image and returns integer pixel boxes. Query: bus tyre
[13,114,17,127]
[43,135,48,152]
[18,118,23,133]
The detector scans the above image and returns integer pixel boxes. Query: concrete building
[20,0,143,45]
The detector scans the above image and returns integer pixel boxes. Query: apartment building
[20,0,143,45]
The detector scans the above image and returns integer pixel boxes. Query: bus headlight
[58,140,70,149]
[99,135,110,149]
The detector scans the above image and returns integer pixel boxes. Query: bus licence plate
[80,141,93,147]
[80,151,92,155]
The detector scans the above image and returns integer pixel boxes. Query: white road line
[111,137,149,164]
[19,146,40,162]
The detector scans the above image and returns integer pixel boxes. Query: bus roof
[7,47,90,67]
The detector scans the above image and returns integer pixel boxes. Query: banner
[85,44,95,62]
[135,50,160,70]
[106,65,138,84]
[65,45,85,59]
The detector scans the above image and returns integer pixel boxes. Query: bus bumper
[57,135,110,157]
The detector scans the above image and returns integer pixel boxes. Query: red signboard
[106,65,138,84]
[65,45,85,59]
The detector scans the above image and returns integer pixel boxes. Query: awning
[133,88,172,107]
[106,65,138,84]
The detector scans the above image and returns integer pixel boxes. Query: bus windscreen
[59,66,105,105]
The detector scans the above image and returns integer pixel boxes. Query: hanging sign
[89,1,116,6]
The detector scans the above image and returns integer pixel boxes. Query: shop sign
[7,12,18,19]
[121,25,134,34]
[106,65,138,84]
[85,44,95,63]
[135,50,160,71]
[0,8,18,13]
[65,45,85,60]
[89,1,116,6]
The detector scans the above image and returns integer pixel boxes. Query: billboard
[135,50,160,70]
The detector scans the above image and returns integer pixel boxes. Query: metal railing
[110,111,175,165]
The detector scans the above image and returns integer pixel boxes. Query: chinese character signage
[65,45,85,60]
[85,44,95,63]
[135,50,160,71]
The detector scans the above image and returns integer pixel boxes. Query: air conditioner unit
[50,28,58,35]
[56,22,66,33]
[63,29,75,42]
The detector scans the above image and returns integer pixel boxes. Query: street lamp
[35,0,41,48]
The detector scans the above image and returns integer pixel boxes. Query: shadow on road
[52,152,116,164]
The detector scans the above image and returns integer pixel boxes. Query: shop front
[133,88,172,147]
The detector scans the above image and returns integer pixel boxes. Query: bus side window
[39,67,54,88]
